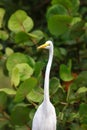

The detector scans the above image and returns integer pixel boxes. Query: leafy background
[0,0,87,130]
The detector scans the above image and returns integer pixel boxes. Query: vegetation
[0,0,87,130]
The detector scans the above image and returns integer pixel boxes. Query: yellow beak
[37,43,48,50]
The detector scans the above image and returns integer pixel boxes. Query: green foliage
[8,10,34,33]
[0,0,87,130]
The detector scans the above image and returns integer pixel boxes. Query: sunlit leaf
[0,88,16,95]
[5,47,14,56]
[70,17,81,26]
[11,67,20,87]
[11,63,34,87]
[8,10,34,33]
[30,30,44,43]
[6,52,35,74]
[0,30,9,40]
[77,87,87,94]
[27,88,43,103]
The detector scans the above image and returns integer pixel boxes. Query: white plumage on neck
[44,43,53,102]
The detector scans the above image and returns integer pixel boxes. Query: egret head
[37,40,53,50]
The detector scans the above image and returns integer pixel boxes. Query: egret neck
[44,44,53,103]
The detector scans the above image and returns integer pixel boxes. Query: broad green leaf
[48,15,72,36]
[5,47,14,56]
[0,8,5,28]
[6,52,35,74]
[70,21,84,39]
[0,30,9,40]
[11,67,20,87]
[47,4,68,19]
[77,87,87,94]
[0,88,16,95]
[59,64,73,81]
[51,0,80,14]
[71,0,80,14]
[11,63,34,87]
[30,30,44,43]
[27,87,43,103]
[14,77,37,102]
[14,31,30,44]
[8,10,34,33]
[16,63,34,81]
[11,105,29,125]
[51,0,72,9]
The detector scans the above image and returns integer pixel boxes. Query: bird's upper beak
[37,43,49,50]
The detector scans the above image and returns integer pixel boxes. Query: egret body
[32,41,56,130]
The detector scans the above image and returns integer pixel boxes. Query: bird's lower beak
[37,43,48,50]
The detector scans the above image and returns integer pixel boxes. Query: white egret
[32,41,56,130]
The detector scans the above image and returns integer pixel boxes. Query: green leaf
[0,8,5,28]
[14,77,37,102]
[70,17,81,26]
[27,87,43,103]
[6,52,35,74]
[51,0,80,14]
[11,67,20,87]
[16,63,33,81]
[5,47,14,56]
[11,63,34,87]
[48,15,72,36]
[34,62,44,77]
[51,0,72,9]
[0,88,16,95]
[0,30,9,40]
[11,104,29,125]
[47,4,68,19]
[77,87,87,94]
[30,30,44,43]
[14,31,30,44]
[59,64,73,81]
[8,10,34,33]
